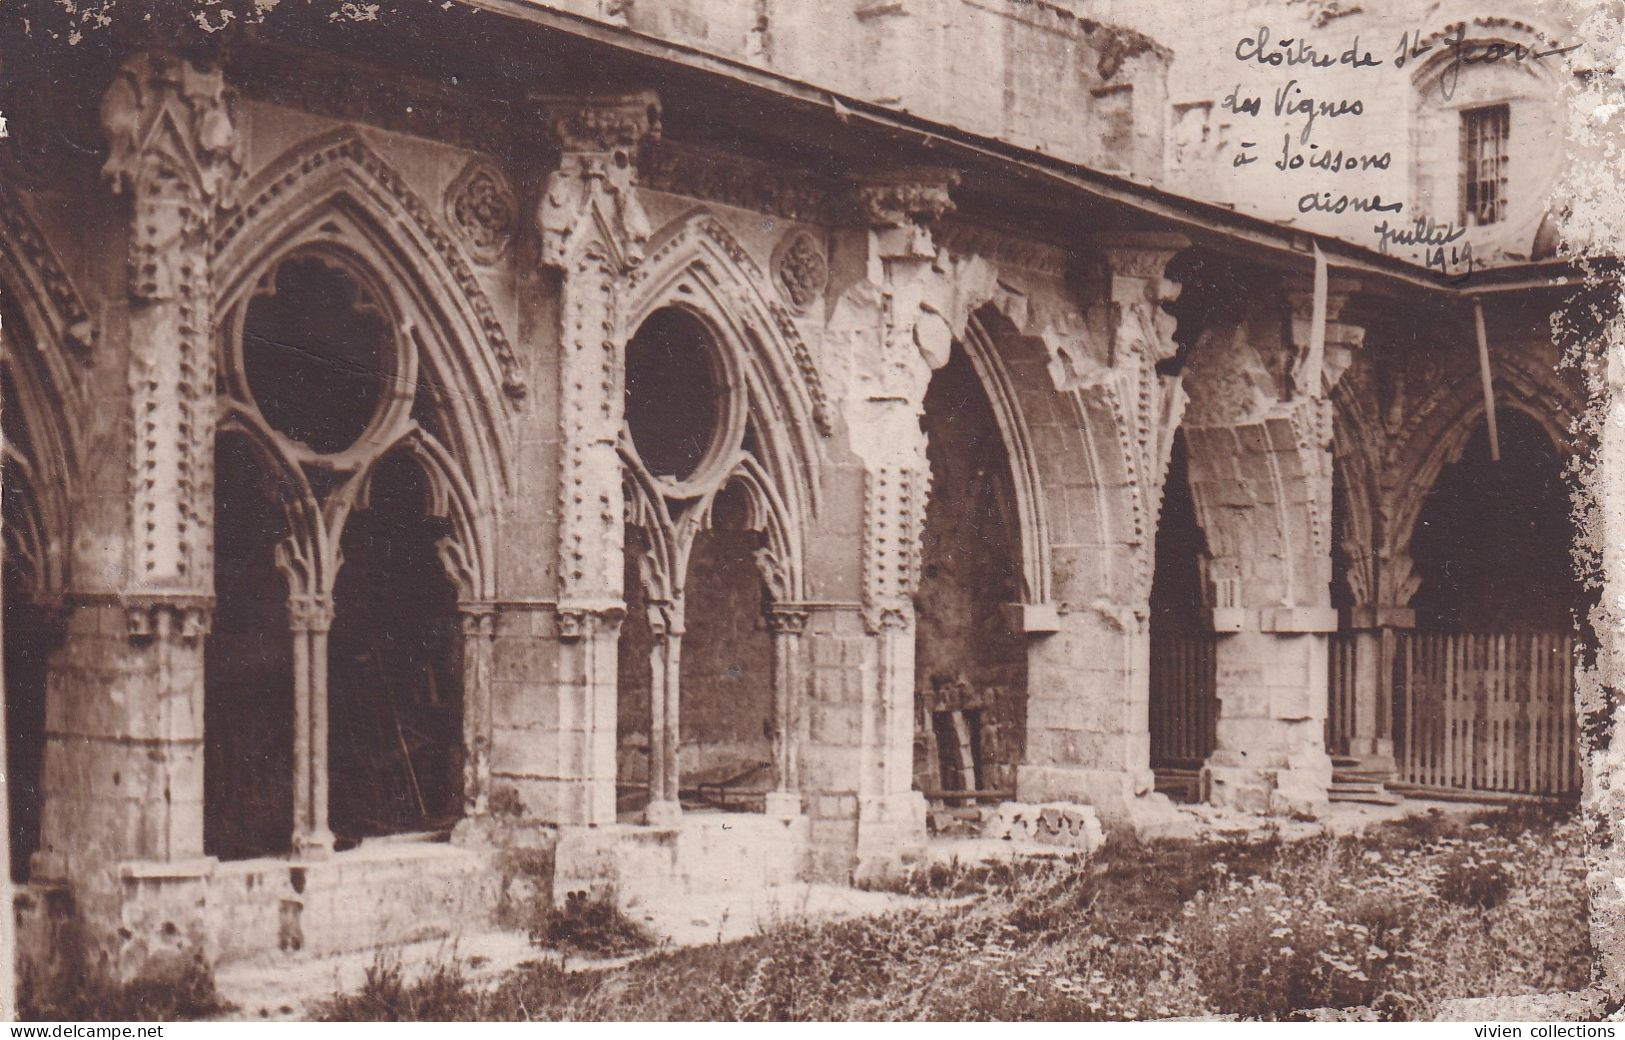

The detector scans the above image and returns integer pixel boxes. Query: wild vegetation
[316,804,1590,1021]
[20,959,228,1022]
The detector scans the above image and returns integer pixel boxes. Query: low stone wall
[554,812,811,906]
[204,841,513,968]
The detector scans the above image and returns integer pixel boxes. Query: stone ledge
[1001,602,1061,634]
[119,857,217,882]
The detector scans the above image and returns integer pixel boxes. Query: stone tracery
[612,207,819,822]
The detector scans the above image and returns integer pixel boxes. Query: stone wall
[529,0,1170,180]
[1095,0,1579,262]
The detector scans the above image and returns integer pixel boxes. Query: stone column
[1341,601,1411,769]
[458,604,497,817]
[1017,235,1188,821]
[765,606,809,818]
[1186,278,1365,816]
[837,170,960,873]
[22,52,242,977]
[286,594,336,857]
[35,50,240,881]
[643,599,683,827]
[534,92,659,826]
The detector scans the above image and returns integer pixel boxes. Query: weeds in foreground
[528,889,659,958]
[19,959,229,1022]
[315,803,1590,1022]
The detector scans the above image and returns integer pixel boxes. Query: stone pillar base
[644,799,682,828]
[764,791,804,819]
[1342,739,1396,766]
[852,791,927,880]
[1202,750,1332,817]
[1016,764,1154,820]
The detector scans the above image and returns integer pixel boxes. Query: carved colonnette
[39,52,243,883]
[826,167,960,872]
[533,91,660,826]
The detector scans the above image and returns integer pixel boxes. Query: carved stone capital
[557,601,627,641]
[124,593,213,644]
[647,599,685,639]
[287,595,336,634]
[766,606,811,635]
[847,168,959,229]
[1085,233,1187,369]
[458,603,498,639]
[101,50,243,302]
[535,91,661,274]
[539,92,661,156]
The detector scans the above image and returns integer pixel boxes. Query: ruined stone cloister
[0,0,1603,989]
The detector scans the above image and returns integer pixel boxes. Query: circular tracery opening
[242,253,394,455]
[625,307,724,481]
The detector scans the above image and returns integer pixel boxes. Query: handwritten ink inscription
[1218,22,1574,282]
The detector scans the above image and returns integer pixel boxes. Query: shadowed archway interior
[328,452,464,847]
[1410,409,1584,633]
[1148,430,1215,772]
[204,433,295,861]
[914,342,1027,798]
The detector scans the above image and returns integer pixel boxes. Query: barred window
[1460,104,1510,226]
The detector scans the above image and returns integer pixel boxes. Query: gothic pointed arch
[952,269,1180,612]
[627,209,826,533]
[1385,352,1583,600]
[215,404,327,596]
[0,183,95,367]
[0,194,91,598]
[214,128,516,528]
[957,307,1053,607]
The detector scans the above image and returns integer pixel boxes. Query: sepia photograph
[0,0,1620,1025]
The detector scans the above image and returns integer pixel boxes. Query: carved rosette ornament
[445,158,517,265]
[772,229,828,311]
[102,51,243,604]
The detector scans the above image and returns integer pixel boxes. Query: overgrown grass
[529,889,659,958]
[19,959,230,1021]
[316,803,1592,1021]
